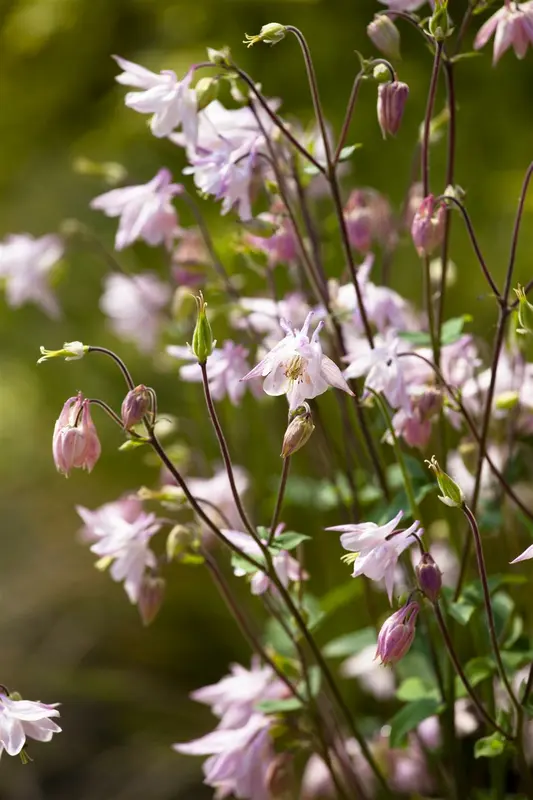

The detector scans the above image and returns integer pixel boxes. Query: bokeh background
[1,0,532,797]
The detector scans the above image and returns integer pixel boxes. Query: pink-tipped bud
[416,552,442,602]
[367,15,401,60]
[377,81,409,139]
[376,601,419,666]
[53,393,101,476]
[138,575,165,626]
[121,385,151,429]
[410,194,445,257]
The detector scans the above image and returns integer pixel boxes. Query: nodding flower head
[53,393,101,476]
[376,600,420,665]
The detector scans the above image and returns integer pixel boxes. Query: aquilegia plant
[3,0,533,795]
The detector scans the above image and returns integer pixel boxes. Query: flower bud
[426,455,465,508]
[166,524,196,561]
[265,753,295,798]
[376,601,419,665]
[244,23,287,48]
[377,81,409,139]
[411,194,445,257]
[121,385,152,429]
[206,46,231,66]
[137,575,165,626]
[195,77,219,111]
[191,292,214,364]
[367,15,401,60]
[281,406,315,458]
[429,0,452,41]
[514,285,533,336]
[38,341,87,364]
[416,552,442,602]
[53,393,101,476]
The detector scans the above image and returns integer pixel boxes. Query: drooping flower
[377,80,409,138]
[474,1,533,64]
[100,272,171,352]
[90,169,182,251]
[327,510,423,602]
[167,340,259,406]
[343,333,412,413]
[376,600,420,665]
[245,205,298,266]
[53,393,101,476]
[0,233,63,317]
[121,385,152,429]
[0,692,61,757]
[343,190,396,254]
[241,311,353,410]
[221,525,307,595]
[77,495,144,543]
[113,55,198,141]
[411,194,446,257]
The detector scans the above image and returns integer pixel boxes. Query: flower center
[284,354,305,381]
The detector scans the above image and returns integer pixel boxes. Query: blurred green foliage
[0,0,532,797]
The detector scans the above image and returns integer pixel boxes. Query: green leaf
[119,438,149,451]
[389,698,442,748]
[450,51,482,64]
[270,531,311,551]
[440,314,472,344]
[319,579,363,618]
[396,677,439,703]
[230,552,264,575]
[474,732,508,759]
[323,627,376,658]
[448,598,477,626]
[464,657,496,688]
[302,593,325,633]
[256,696,303,714]
[338,144,362,161]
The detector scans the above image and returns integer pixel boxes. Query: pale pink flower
[90,169,182,251]
[327,510,423,602]
[378,0,428,9]
[377,81,409,138]
[184,466,250,532]
[0,233,63,317]
[77,495,143,544]
[343,190,396,254]
[184,141,256,220]
[221,525,307,595]
[343,333,412,413]
[241,311,353,410]
[510,541,533,564]
[231,293,312,340]
[411,194,445,257]
[53,393,101,476]
[0,692,61,757]
[474,1,533,64]
[100,272,171,352]
[246,210,298,266]
[113,55,198,141]
[167,340,259,405]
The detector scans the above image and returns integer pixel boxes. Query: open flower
[344,333,412,413]
[241,311,353,410]
[0,233,63,317]
[53,393,101,476]
[90,169,182,251]
[0,692,61,757]
[113,55,198,141]
[327,510,423,602]
[100,272,171,352]
[474,1,533,64]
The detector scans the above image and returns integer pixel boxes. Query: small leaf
[338,144,363,161]
[450,51,482,64]
[448,599,476,625]
[119,438,149,451]
[474,732,508,759]
[256,696,303,714]
[464,657,496,688]
[440,314,472,345]
[389,698,442,748]
[323,627,376,658]
[270,531,311,551]
[396,677,439,703]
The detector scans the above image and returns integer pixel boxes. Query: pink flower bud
[138,575,165,626]
[410,194,445,257]
[53,393,101,476]
[376,601,419,665]
[416,552,442,602]
[367,15,401,60]
[344,188,395,253]
[377,81,409,139]
[121,384,151,429]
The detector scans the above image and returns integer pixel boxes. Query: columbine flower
[474,1,533,64]
[184,467,250,532]
[100,272,171,352]
[510,542,533,564]
[90,169,182,251]
[113,55,198,141]
[0,692,61,757]
[411,194,446,257]
[245,209,298,266]
[38,341,87,364]
[77,495,144,543]
[377,81,409,138]
[222,525,307,596]
[167,341,259,406]
[53,393,101,476]
[184,141,256,221]
[121,385,152,429]
[231,293,312,339]
[343,190,396,254]
[241,311,353,410]
[376,600,420,665]
[327,510,423,602]
[344,333,412,413]
[0,233,63,317]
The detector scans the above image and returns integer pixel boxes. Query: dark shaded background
[0,0,532,797]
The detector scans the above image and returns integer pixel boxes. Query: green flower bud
[244,23,287,48]
[426,455,465,508]
[38,341,87,364]
[429,0,452,41]
[191,292,214,364]
[515,285,533,336]
[281,405,315,458]
[206,46,232,66]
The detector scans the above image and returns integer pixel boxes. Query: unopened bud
[121,385,152,429]
[429,0,452,41]
[495,390,520,411]
[191,292,214,364]
[376,601,420,665]
[195,77,219,111]
[281,406,315,458]
[166,524,195,561]
[38,341,87,364]
[244,23,287,48]
[138,575,165,626]
[265,753,294,798]
[367,16,401,60]
[515,285,533,336]
[416,552,442,602]
[411,194,445,257]
[206,46,232,66]
[373,63,390,83]
[426,455,465,508]
[377,81,409,139]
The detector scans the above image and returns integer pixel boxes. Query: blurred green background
[0,0,532,797]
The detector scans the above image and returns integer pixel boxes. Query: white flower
[343,333,412,413]
[241,311,353,410]
[113,55,198,141]
[90,169,181,251]
[184,141,256,220]
[0,233,63,317]
[327,510,423,603]
[0,692,61,757]
[100,272,171,352]
[38,341,87,364]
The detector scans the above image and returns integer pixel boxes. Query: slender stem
[87,346,135,390]
[421,42,443,197]
[333,71,363,165]
[437,59,457,341]
[199,362,257,538]
[433,601,511,738]
[506,161,533,300]
[462,504,521,716]
[268,457,291,545]
[87,398,127,430]
[522,664,533,707]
